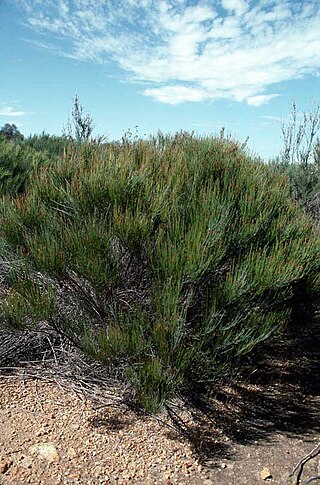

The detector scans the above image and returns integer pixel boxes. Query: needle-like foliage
[1,132,319,412]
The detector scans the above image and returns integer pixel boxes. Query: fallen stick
[288,442,320,484]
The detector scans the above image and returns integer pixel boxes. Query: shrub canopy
[1,133,319,412]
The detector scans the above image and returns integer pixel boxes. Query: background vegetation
[270,101,320,221]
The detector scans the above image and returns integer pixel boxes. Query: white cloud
[221,0,248,15]
[17,0,320,106]
[144,85,208,104]
[247,94,280,107]
[0,106,27,117]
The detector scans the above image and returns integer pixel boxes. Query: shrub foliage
[1,133,319,412]
[24,133,69,158]
[0,134,66,197]
[0,136,53,196]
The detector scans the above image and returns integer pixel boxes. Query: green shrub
[270,158,320,206]
[0,136,59,197]
[24,133,69,158]
[2,275,57,330]
[1,133,319,412]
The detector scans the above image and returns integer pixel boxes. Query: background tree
[0,123,24,142]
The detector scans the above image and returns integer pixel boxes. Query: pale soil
[0,308,319,484]
[0,378,319,485]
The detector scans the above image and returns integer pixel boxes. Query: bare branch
[288,442,320,485]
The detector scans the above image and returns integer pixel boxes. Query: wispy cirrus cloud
[17,0,320,105]
[0,106,27,117]
[261,115,284,122]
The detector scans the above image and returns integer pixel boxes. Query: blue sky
[1,0,320,159]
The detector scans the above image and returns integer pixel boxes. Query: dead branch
[288,442,320,484]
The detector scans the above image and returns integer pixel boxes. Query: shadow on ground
[167,305,320,464]
[88,414,134,431]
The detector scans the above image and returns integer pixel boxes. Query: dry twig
[288,442,320,484]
